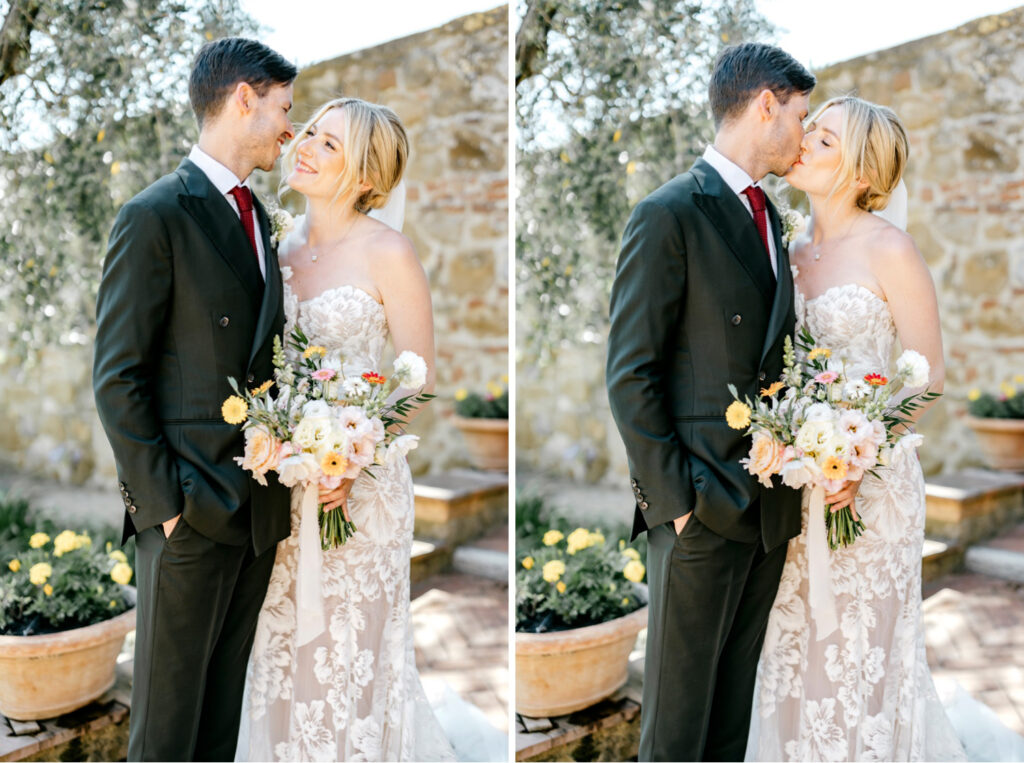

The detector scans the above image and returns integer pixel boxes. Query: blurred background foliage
[0,0,257,360]
[515,0,775,361]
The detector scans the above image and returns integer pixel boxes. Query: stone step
[452,545,508,581]
[962,521,1024,583]
[925,468,1024,545]
[922,537,964,582]
[410,538,453,583]
[414,469,509,547]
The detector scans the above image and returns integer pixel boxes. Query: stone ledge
[922,538,965,582]
[414,469,509,546]
[410,538,453,583]
[925,468,1024,544]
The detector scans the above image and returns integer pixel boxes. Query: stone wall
[0,6,509,485]
[516,6,1024,483]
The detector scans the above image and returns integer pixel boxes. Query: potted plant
[516,525,647,718]
[0,528,136,720]
[966,379,1024,470]
[453,377,509,471]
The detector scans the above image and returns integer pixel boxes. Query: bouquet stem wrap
[807,485,838,641]
[296,483,326,647]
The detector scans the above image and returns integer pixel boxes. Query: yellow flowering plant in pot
[515,526,649,717]
[965,376,1024,470]
[0,528,137,720]
[453,376,509,471]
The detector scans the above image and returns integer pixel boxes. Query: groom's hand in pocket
[672,512,691,536]
[161,514,181,538]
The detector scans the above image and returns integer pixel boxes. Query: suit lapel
[175,159,263,304]
[690,159,775,305]
[248,195,282,370]
[760,197,795,366]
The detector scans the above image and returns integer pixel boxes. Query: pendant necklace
[309,213,360,263]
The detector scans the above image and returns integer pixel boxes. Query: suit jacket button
[246,373,255,384]
[639,501,649,510]
[127,505,137,514]
[219,315,230,328]
[123,495,131,506]
[630,479,638,488]
[759,371,766,381]
[731,314,742,326]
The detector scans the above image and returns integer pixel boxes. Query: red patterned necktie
[742,185,771,256]
[228,185,260,265]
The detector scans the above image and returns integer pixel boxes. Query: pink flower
[312,369,337,382]
[238,427,282,486]
[741,431,787,487]
[319,473,343,490]
[814,371,839,384]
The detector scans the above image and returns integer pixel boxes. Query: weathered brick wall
[517,6,1024,483]
[0,6,509,484]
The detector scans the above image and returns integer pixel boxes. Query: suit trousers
[639,510,787,762]
[128,515,276,761]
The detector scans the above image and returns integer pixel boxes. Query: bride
[235,97,455,762]
[745,96,966,761]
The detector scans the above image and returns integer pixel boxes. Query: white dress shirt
[702,144,778,278]
[187,144,266,279]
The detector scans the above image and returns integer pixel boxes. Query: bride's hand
[825,479,862,521]
[319,479,355,522]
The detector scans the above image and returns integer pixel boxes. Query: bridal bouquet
[726,328,939,549]
[222,328,432,548]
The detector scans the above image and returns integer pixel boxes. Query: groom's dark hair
[189,37,298,128]
[709,43,815,128]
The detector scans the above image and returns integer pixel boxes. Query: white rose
[795,419,835,455]
[277,452,319,487]
[803,402,837,424]
[393,351,428,389]
[302,400,331,419]
[877,444,893,467]
[293,415,332,450]
[383,434,419,465]
[896,349,930,388]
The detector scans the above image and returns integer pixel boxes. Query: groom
[93,38,296,761]
[606,43,815,761]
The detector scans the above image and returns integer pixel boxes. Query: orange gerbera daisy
[760,381,785,397]
[320,451,348,477]
[864,373,888,386]
[362,372,387,385]
[823,456,848,480]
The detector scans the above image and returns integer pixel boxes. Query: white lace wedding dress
[235,266,456,762]
[746,271,967,761]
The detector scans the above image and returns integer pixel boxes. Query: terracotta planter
[453,416,508,471]
[0,587,136,721]
[966,416,1024,471]
[516,585,648,718]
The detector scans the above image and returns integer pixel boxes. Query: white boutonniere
[780,206,807,248]
[267,203,295,248]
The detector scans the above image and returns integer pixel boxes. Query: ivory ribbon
[807,484,838,641]
[295,482,326,647]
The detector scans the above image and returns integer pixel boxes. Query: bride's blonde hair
[280,97,408,212]
[810,95,908,212]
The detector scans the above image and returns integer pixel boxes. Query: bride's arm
[875,226,945,426]
[375,229,436,424]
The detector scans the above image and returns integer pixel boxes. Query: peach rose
[742,430,787,487]
[239,427,281,486]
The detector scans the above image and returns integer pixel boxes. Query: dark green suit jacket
[93,158,290,555]
[606,158,802,550]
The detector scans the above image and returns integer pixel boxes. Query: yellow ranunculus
[623,560,646,583]
[486,381,504,398]
[8,559,20,572]
[521,556,534,570]
[109,550,128,564]
[542,559,565,583]
[542,530,563,546]
[221,395,248,425]
[1000,382,1017,399]
[43,584,53,596]
[53,530,79,557]
[725,400,751,430]
[110,562,133,586]
[29,533,50,549]
[566,527,592,555]
[623,547,641,562]
[29,562,52,585]
[455,388,468,401]
[556,581,566,594]
[967,388,981,401]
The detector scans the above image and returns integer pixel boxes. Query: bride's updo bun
[282,97,408,212]
[813,95,908,212]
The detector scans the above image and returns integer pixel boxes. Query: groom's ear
[755,89,778,122]
[232,82,258,118]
